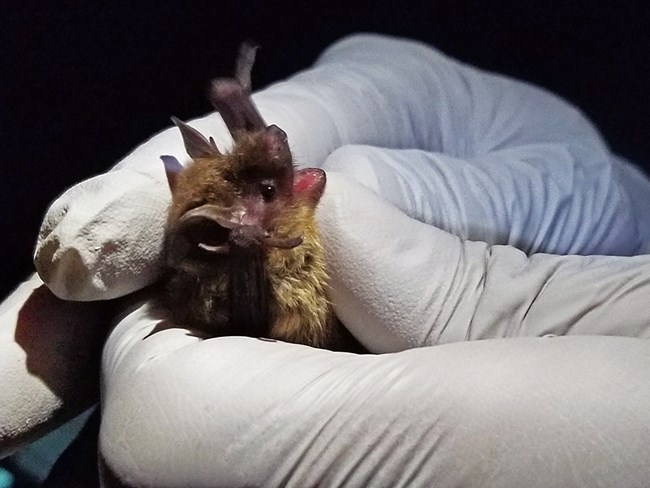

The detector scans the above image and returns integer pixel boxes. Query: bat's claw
[262,234,304,249]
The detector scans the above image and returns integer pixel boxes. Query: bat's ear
[294,168,326,206]
[262,125,291,164]
[160,155,183,191]
[171,116,221,159]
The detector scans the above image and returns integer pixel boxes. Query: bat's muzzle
[176,204,303,256]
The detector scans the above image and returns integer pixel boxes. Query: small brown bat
[161,43,359,351]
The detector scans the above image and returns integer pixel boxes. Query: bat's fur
[163,132,353,349]
[265,196,338,348]
[162,43,361,351]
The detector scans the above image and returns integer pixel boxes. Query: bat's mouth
[177,204,303,255]
[181,217,230,254]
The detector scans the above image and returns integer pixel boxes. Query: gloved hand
[319,173,650,352]
[100,173,650,487]
[1,33,650,487]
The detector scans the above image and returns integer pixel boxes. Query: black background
[2,1,650,299]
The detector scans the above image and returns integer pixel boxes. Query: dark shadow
[42,410,100,488]
[14,284,107,405]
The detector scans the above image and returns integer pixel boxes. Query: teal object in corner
[0,467,14,488]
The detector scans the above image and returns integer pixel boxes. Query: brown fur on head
[167,126,293,229]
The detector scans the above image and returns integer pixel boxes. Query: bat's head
[163,42,325,274]
[163,118,326,272]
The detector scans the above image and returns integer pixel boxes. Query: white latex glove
[321,173,650,352]
[100,334,650,488]
[99,176,650,487]
[33,34,650,301]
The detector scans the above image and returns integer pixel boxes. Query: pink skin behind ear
[294,168,327,202]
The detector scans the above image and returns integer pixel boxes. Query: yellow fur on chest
[265,207,335,347]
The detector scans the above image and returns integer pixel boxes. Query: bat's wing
[210,43,267,138]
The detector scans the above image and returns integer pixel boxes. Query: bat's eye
[259,182,276,201]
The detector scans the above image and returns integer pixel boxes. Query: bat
[161,43,360,351]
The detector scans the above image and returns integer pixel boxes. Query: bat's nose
[239,205,264,226]
[229,225,265,249]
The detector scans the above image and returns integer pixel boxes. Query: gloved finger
[99,299,650,488]
[35,170,169,301]
[322,143,646,255]
[0,274,106,458]
[257,34,609,169]
[317,172,650,352]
